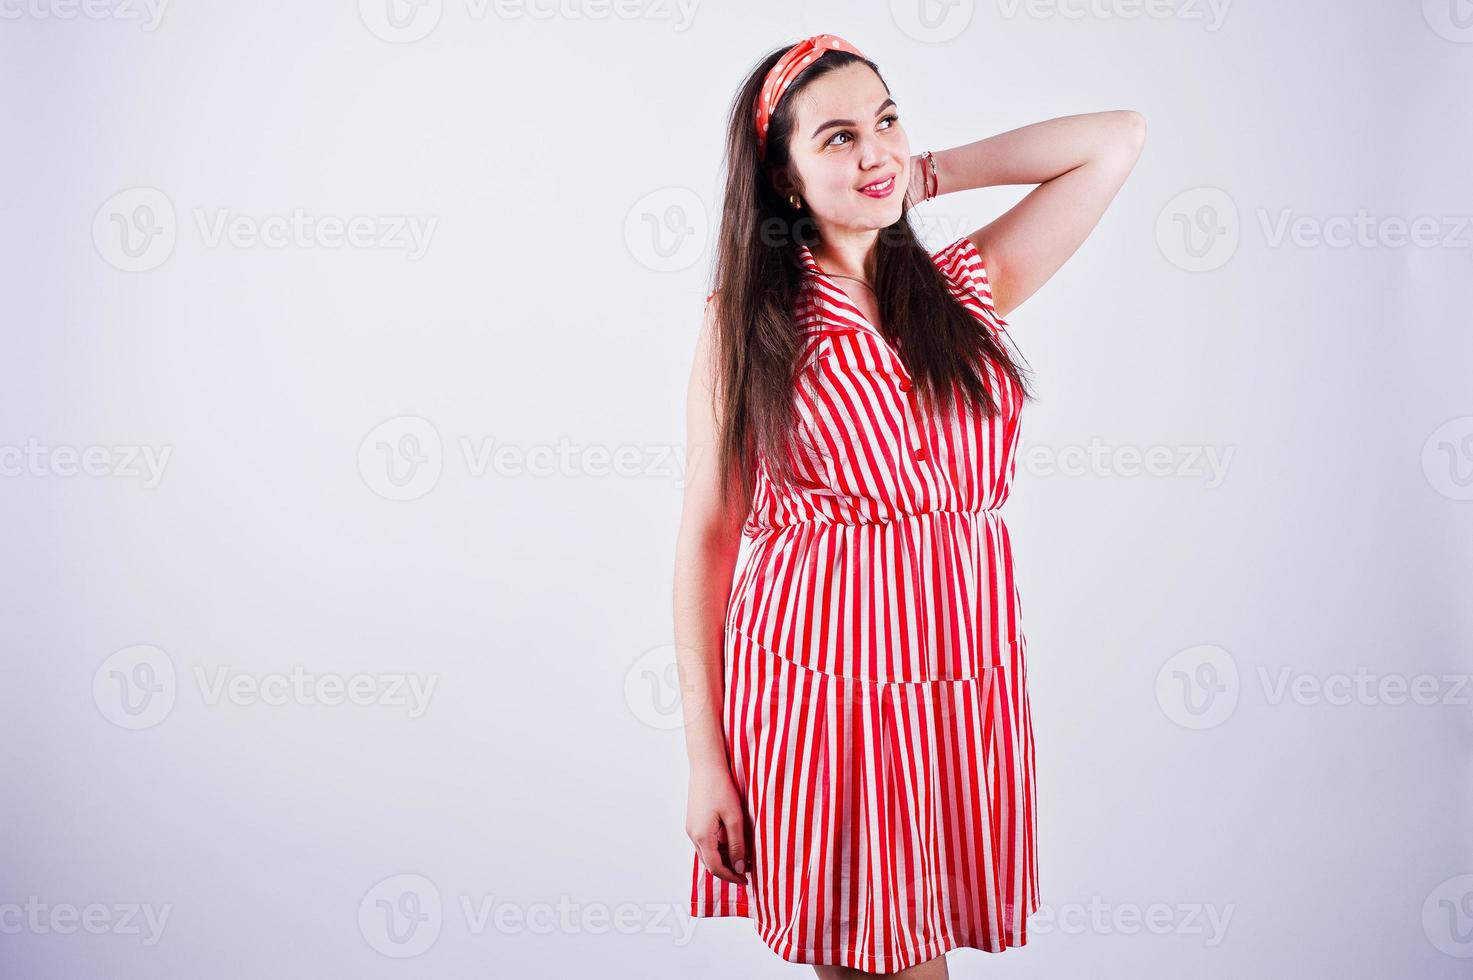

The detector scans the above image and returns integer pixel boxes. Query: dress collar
[794,242,880,337]
[796,242,823,278]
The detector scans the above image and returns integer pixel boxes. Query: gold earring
[789,194,801,210]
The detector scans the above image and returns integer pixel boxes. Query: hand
[685,762,750,886]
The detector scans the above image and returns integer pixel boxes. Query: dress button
[912,446,927,461]
[899,378,912,392]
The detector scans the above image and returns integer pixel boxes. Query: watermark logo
[358,416,444,502]
[1155,643,1239,729]
[359,0,443,42]
[1421,415,1473,501]
[625,187,707,273]
[93,644,178,731]
[93,187,177,272]
[1422,0,1473,42]
[359,874,443,957]
[1423,873,1473,957]
[1156,187,1238,272]
[625,643,694,731]
[891,0,975,43]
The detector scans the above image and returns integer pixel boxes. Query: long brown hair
[707,43,1034,513]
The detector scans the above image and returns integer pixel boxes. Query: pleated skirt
[688,627,1040,973]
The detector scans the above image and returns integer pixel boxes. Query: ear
[769,167,798,200]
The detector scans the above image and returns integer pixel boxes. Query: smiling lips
[858,175,896,199]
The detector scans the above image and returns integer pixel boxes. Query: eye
[826,113,901,148]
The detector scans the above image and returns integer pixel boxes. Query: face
[777,62,910,241]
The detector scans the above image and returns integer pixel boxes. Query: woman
[674,34,1144,978]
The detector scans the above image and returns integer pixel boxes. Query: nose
[856,132,886,170]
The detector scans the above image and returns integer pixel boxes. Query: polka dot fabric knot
[754,33,866,161]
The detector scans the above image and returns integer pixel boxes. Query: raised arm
[914,109,1146,320]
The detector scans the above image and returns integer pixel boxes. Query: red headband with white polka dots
[754,33,866,161]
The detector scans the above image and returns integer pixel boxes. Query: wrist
[688,751,730,777]
[909,154,928,204]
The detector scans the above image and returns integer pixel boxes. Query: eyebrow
[810,98,897,139]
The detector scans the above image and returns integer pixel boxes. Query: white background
[2,0,1471,977]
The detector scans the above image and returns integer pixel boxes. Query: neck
[811,227,880,282]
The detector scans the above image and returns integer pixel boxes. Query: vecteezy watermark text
[93,188,438,272]
[357,415,688,501]
[193,208,437,259]
[193,665,437,718]
[357,873,698,958]
[93,644,439,729]
[1157,187,1473,271]
[1022,438,1234,487]
[1257,208,1473,250]
[0,0,168,29]
[996,0,1230,31]
[0,897,172,946]
[358,0,700,43]
[0,439,171,488]
[1028,895,1234,945]
[1155,644,1473,729]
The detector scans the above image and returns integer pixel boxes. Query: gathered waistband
[726,504,1021,683]
[747,508,1007,536]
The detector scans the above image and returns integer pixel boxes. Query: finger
[720,810,750,878]
[696,835,744,885]
[695,837,742,884]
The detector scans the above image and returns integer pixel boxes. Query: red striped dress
[688,235,1039,972]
